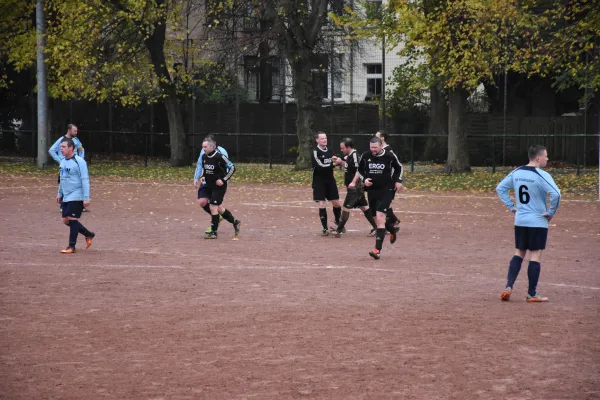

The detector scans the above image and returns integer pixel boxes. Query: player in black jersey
[331,138,377,237]
[312,131,342,236]
[376,130,402,228]
[198,138,241,239]
[352,137,403,259]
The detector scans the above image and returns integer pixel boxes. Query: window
[311,54,329,99]
[366,63,382,98]
[244,56,259,101]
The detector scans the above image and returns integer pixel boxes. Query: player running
[331,137,377,237]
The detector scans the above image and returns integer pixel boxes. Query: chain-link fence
[2,129,598,173]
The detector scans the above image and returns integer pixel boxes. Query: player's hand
[542,213,552,222]
[83,200,90,208]
[365,178,373,187]
[332,155,339,164]
[395,182,403,192]
[216,179,224,186]
[193,180,198,189]
[57,196,63,204]
[348,182,356,189]
[511,208,517,214]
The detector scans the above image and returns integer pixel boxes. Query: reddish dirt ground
[0,174,599,400]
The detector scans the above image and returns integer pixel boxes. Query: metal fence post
[576,135,581,175]
[410,136,414,172]
[144,133,149,167]
[88,130,92,164]
[269,133,273,169]
[492,135,496,173]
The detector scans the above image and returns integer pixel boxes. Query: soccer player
[375,130,401,227]
[198,138,241,239]
[496,145,561,302]
[352,136,403,259]
[56,138,95,253]
[331,138,377,237]
[194,134,228,234]
[49,124,86,211]
[312,131,342,236]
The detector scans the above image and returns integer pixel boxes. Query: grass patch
[0,162,597,195]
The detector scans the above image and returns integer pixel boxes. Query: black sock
[337,210,350,232]
[211,214,220,233]
[333,206,341,225]
[319,208,328,230]
[506,255,523,289]
[386,208,398,224]
[68,220,79,248]
[375,228,386,251]
[385,220,396,234]
[202,204,211,215]
[363,209,377,230]
[527,261,541,296]
[78,223,92,237]
[221,209,235,224]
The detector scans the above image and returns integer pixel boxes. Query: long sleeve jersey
[49,136,85,163]
[358,149,403,190]
[496,165,561,228]
[200,149,235,186]
[57,155,90,201]
[312,146,335,180]
[194,145,229,181]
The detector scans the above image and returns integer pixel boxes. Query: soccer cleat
[233,220,241,236]
[321,229,330,236]
[204,215,223,234]
[369,249,380,260]
[82,207,88,212]
[204,232,218,239]
[526,293,548,302]
[60,247,76,254]
[390,231,397,244]
[332,230,342,238]
[500,288,512,301]
[368,228,377,237]
[85,232,95,249]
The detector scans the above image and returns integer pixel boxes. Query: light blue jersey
[49,136,85,163]
[58,155,90,202]
[194,145,229,181]
[496,166,561,228]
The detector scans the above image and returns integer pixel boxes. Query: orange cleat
[85,232,95,249]
[500,288,512,301]
[60,247,76,254]
[369,249,380,260]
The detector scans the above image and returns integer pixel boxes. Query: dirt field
[1,174,599,400]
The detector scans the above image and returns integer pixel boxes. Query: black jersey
[200,150,236,187]
[343,149,360,187]
[312,146,335,180]
[358,149,403,190]
[381,143,403,182]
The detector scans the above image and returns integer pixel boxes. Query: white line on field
[4,261,599,291]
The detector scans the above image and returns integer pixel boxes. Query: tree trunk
[445,86,471,173]
[144,10,187,166]
[292,58,319,169]
[424,82,448,162]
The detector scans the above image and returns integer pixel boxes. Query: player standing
[312,131,342,236]
[49,124,86,211]
[56,138,95,253]
[331,138,377,237]
[352,137,403,259]
[198,138,241,239]
[496,145,561,302]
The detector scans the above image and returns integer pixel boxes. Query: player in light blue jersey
[193,134,231,234]
[56,138,95,253]
[496,145,561,302]
[49,124,86,211]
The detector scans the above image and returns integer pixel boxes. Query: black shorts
[198,184,227,206]
[343,187,368,209]
[367,186,396,213]
[514,226,548,251]
[62,201,84,219]
[313,178,339,202]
